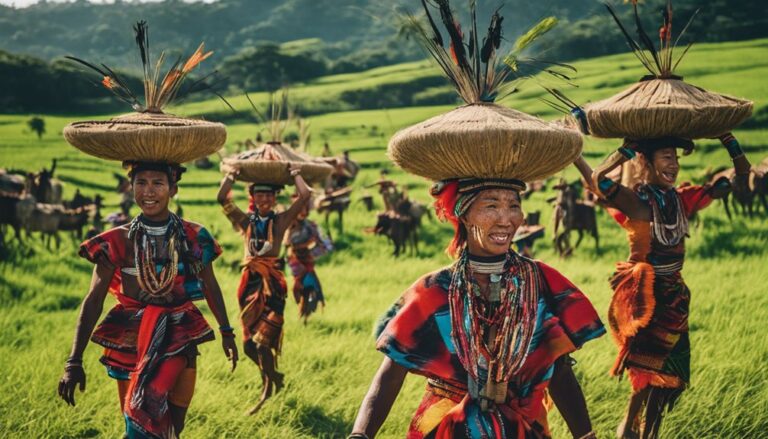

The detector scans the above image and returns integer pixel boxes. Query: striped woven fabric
[377,256,605,439]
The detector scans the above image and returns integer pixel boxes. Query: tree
[27,116,45,140]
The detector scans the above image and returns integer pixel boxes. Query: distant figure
[329,150,360,190]
[284,195,330,324]
[321,142,332,158]
[27,116,46,140]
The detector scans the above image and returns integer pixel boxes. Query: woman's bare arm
[200,264,239,372]
[57,261,113,406]
[279,165,312,228]
[350,357,408,438]
[591,144,650,220]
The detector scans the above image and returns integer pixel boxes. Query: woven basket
[63,112,226,163]
[221,142,333,185]
[388,103,582,182]
[585,79,753,139]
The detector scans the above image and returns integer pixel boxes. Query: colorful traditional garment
[377,252,605,439]
[223,198,290,352]
[79,215,221,438]
[286,218,329,320]
[237,256,287,352]
[606,184,713,395]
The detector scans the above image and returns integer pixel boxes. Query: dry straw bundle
[387,0,582,182]
[63,21,227,163]
[583,1,752,139]
[220,91,332,185]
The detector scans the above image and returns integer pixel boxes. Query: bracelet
[65,357,83,370]
[720,134,745,158]
[598,178,620,200]
[617,146,636,159]
[290,169,301,177]
[222,200,237,215]
[219,325,235,338]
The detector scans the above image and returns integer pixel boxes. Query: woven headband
[124,160,186,183]
[432,177,526,217]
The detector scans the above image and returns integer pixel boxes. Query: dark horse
[552,180,599,257]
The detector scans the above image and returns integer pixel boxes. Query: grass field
[1,39,767,438]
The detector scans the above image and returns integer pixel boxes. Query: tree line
[0,0,765,113]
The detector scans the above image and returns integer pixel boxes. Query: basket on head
[388,103,582,182]
[584,78,753,139]
[64,112,227,164]
[580,2,754,140]
[221,142,333,185]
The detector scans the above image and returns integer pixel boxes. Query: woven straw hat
[64,112,226,164]
[388,103,582,182]
[584,78,752,140]
[221,142,333,185]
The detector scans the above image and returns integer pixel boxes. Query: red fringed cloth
[79,221,221,438]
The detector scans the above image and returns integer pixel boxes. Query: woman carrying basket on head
[217,119,332,415]
[349,3,605,438]
[57,22,238,438]
[566,3,754,438]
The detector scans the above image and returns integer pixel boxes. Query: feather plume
[67,21,224,113]
[403,0,569,105]
[244,90,293,143]
[605,0,698,78]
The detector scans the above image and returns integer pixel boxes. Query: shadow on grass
[57,174,115,192]
[180,180,221,189]
[56,162,113,174]
[348,145,386,153]
[0,276,25,304]
[289,401,351,438]
[689,215,768,259]
[359,161,390,170]
[61,428,100,439]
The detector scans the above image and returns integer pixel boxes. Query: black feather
[631,2,661,72]
[421,0,444,47]
[65,56,109,77]
[435,0,469,70]
[133,20,150,80]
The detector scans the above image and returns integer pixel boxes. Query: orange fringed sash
[237,256,286,343]
[608,261,655,377]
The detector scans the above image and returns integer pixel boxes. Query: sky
[0,0,215,7]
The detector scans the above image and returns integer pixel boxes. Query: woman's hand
[222,336,239,372]
[58,365,86,406]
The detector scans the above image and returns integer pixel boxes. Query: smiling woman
[348,1,606,438]
[563,3,756,436]
[55,21,238,439]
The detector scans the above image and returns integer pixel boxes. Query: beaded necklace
[127,213,195,298]
[646,185,688,247]
[247,212,276,256]
[448,249,540,409]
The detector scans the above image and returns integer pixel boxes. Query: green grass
[1,39,767,438]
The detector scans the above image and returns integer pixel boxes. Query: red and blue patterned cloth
[377,257,605,439]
